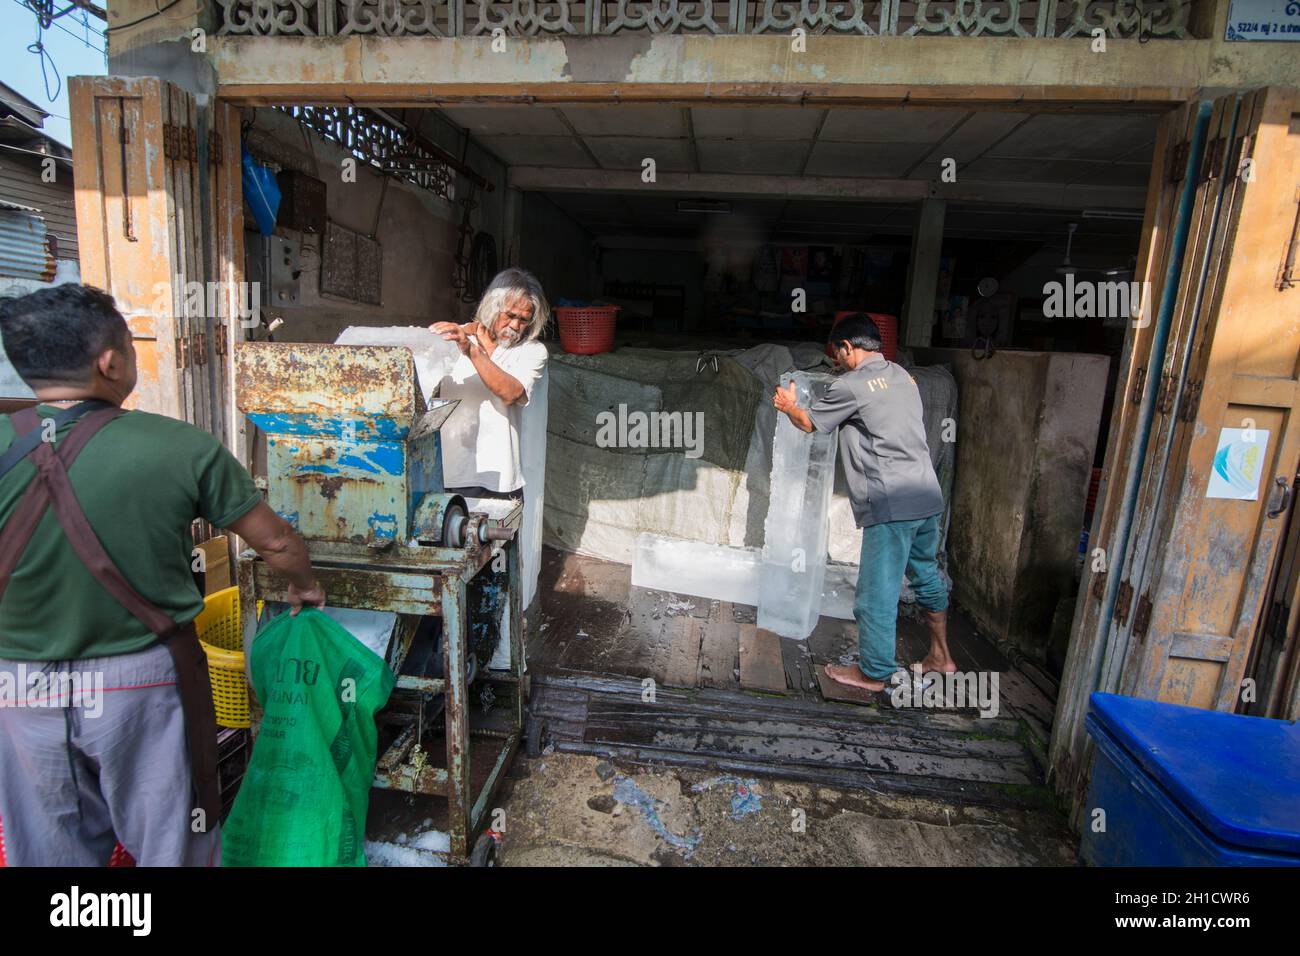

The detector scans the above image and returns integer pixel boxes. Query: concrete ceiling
[438,104,1159,186]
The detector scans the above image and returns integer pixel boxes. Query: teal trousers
[854,512,949,680]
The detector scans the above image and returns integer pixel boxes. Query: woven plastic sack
[222,609,394,867]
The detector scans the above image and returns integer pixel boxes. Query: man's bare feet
[910,656,957,675]
[824,663,888,692]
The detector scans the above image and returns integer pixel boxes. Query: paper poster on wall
[1206,427,1270,500]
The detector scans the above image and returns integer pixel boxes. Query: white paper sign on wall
[1226,0,1300,41]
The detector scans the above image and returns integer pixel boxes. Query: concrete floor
[492,752,1077,867]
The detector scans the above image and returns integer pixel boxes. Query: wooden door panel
[1132,87,1300,709]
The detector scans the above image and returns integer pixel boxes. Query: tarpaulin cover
[543,343,957,582]
[222,609,394,867]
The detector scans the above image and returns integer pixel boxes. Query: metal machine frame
[237,520,524,865]
[233,341,526,866]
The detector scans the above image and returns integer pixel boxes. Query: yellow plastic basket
[195,587,249,729]
[195,586,241,652]
[201,641,250,729]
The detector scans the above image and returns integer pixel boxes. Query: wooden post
[902,198,945,349]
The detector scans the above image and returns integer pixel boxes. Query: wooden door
[1050,100,1205,797]
[1124,88,1300,709]
[69,76,245,448]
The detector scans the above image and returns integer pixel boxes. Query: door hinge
[1279,186,1300,291]
[1230,132,1254,186]
[1155,371,1179,415]
[194,332,207,365]
[1132,593,1154,641]
[208,130,223,166]
[1178,380,1203,422]
[214,323,227,356]
[1130,366,1147,406]
[1200,137,1225,184]
[1114,580,1134,625]
[175,335,188,369]
[1168,140,1191,184]
[163,123,197,163]
[1091,569,1107,601]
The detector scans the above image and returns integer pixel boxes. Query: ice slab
[820,563,858,620]
[758,370,838,639]
[334,325,462,403]
[631,533,761,606]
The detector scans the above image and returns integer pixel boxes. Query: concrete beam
[206,35,1300,106]
[902,199,946,348]
[506,167,1147,209]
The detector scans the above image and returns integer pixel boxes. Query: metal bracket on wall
[1091,570,1107,601]
[1178,380,1203,422]
[1199,137,1225,184]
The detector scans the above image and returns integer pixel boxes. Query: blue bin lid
[1089,693,1300,855]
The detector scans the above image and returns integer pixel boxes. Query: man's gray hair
[474,267,550,344]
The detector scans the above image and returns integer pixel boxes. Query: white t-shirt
[437,337,548,493]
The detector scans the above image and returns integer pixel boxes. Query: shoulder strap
[0,405,181,637]
[0,400,112,483]
[30,407,182,637]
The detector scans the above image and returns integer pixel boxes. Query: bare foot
[910,656,957,675]
[824,663,888,692]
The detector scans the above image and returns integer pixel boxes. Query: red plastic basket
[556,305,619,355]
[0,815,135,867]
[828,311,899,362]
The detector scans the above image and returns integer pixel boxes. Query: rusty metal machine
[234,342,523,866]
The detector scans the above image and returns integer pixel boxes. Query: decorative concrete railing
[215,0,1192,39]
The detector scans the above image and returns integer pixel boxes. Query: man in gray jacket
[773,313,954,691]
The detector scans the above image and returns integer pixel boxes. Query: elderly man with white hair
[429,267,550,503]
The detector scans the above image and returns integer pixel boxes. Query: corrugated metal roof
[0,208,55,282]
[0,198,40,213]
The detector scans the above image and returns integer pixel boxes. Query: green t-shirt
[0,406,262,661]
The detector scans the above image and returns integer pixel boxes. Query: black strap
[0,400,113,483]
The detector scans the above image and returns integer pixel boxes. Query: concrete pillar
[502,186,524,267]
[902,198,946,349]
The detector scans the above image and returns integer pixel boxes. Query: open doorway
[229,95,1164,803]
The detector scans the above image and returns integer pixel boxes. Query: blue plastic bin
[1082,693,1300,866]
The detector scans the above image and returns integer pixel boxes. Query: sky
[0,1,108,147]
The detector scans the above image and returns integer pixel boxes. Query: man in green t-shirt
[0,284,325,866]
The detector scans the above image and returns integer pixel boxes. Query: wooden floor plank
[698,601,739,689]
[739,624,787,693]
[815,665,884,706]
[663,616,703,689]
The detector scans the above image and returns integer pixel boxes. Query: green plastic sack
[222,608,395,867]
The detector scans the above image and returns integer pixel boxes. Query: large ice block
[759,370,838,639]
[631,533,761,605]
[334,325,462,403]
